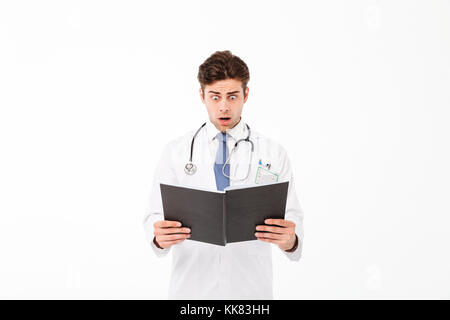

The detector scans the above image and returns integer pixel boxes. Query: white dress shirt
[143,118,304,299]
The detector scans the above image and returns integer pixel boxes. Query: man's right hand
[153,220,191,249]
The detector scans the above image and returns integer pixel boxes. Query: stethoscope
[184,122,254,181]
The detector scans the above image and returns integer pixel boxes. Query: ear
[243,87,249,103]
[199,88,205,104]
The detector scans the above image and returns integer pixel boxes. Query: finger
[154,220,182,228]
[255,232,290,241]
[255,225,292,234]
[154,227,191,236]
[159,238,186,248]
[158,233,191,242]
[256,237,282,245]
[264,219,295,228]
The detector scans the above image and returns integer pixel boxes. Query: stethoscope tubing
[189,122,207,163]
[185,122,254,181]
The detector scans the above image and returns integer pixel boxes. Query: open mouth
[218,117,231,124]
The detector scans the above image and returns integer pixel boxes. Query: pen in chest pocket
[258,159,271,170]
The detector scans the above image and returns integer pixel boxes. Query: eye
[229,95,237,100]
[212,96,219,101]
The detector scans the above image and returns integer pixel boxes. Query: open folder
[160,181,289,246]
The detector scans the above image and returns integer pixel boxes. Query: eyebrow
[208,90,240,95]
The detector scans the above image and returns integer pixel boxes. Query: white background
[0,0,449,299]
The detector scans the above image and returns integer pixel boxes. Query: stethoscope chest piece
[184,162,197,175]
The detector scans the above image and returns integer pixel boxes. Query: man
[143,50,304,299]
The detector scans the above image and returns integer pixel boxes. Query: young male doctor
[143,50,304,299]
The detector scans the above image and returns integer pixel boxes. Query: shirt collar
[205,117,247,142]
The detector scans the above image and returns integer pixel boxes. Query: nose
[219,103,230,113]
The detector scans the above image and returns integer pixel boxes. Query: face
[199,78,249,132]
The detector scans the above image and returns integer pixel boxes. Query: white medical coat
[143,118,304,299]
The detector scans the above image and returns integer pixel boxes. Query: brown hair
[197,50,250,97]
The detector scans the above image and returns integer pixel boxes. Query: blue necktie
[214,132,230,191]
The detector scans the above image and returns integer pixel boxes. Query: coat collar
[205,117,250,142]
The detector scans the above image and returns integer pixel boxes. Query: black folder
[160,181,289,246]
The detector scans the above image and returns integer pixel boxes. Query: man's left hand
[255,219,296,251]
